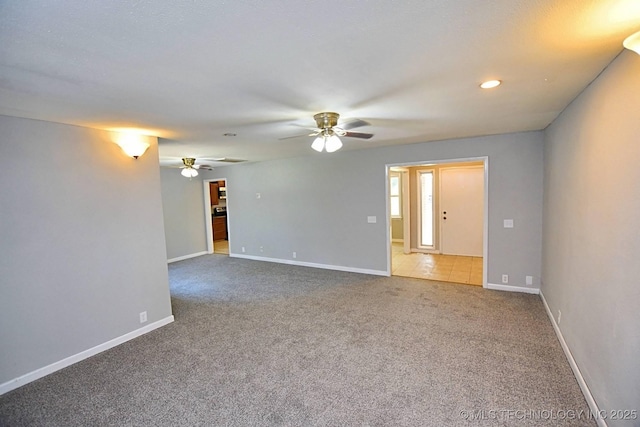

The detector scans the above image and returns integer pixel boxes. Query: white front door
[440,166,484,256]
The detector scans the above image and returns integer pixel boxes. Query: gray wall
[202,131,544,288]
[542,50,640,422]
[0,116,173,385]
[159,167,208,260]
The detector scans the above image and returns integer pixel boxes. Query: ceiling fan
[281,112,374,153]
[175,158,213,178]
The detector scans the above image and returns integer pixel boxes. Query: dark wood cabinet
[213,216,227,241]
[209,182,219,205]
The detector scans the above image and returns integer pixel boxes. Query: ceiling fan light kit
[325,134,343,153]
[311,136,325,152]
[311,132,344,153]
[180,157,199,178]
[181,167,198,178]
[305,112,372,153]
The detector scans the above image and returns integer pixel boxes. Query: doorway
[387,159,487,287]
[203,178,229,255]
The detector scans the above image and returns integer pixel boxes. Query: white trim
[482,158,489,289]
[486,283,540,294]
[0,315,175,396]
[167,251,208,263]
[539,291,607,427]
[230,253,388,276]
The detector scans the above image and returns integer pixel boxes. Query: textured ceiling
[1,1,639,167]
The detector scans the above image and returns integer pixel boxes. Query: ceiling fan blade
[341,119,371,130]
[208,158,246,163]
[344,131,374,139]
[279,133,310,140]
[279,131,320,140]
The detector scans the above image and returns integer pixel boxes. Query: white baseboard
[539,291,606,427]
[168,251,208,263]
[230,253,388,276]
[486,282,540,294]
[0,315,174,396]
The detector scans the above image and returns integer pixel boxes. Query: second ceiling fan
[282,112,374,153]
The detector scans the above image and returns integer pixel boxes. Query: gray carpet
[0,255,594,426]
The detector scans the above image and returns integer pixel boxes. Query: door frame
[388,167,411,254]
[202,177,228,254]
[385,156,488,288]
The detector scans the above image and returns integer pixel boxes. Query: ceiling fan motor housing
[314,112,340,129]
[182,157,196,167]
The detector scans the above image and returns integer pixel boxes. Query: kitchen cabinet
[209,182,219,205]
[213,216,227,241]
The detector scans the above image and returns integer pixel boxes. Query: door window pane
[420,172,433,247]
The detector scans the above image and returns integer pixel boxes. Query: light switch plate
[367,216,377,223]
[504,219,514,228]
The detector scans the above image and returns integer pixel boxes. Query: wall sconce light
[114,133,151,159]
[623,30,640,55]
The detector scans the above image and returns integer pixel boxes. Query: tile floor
[213,239,229,255]
[212,240,480,285]
[391,243,483,286]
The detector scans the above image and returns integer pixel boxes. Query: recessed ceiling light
[480,80,501,89]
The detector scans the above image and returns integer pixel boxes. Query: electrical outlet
[260,246,263,252]
[241,246,245,253]
[293,252,297,259]
[256,193,261,199]
[558,310,562,325]
[526,276,533,285]
[139,311,147,323]
[502,274,509,284]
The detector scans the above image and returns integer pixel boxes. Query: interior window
[390,174,401,218]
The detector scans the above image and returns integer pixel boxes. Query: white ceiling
[1,1,639,168]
